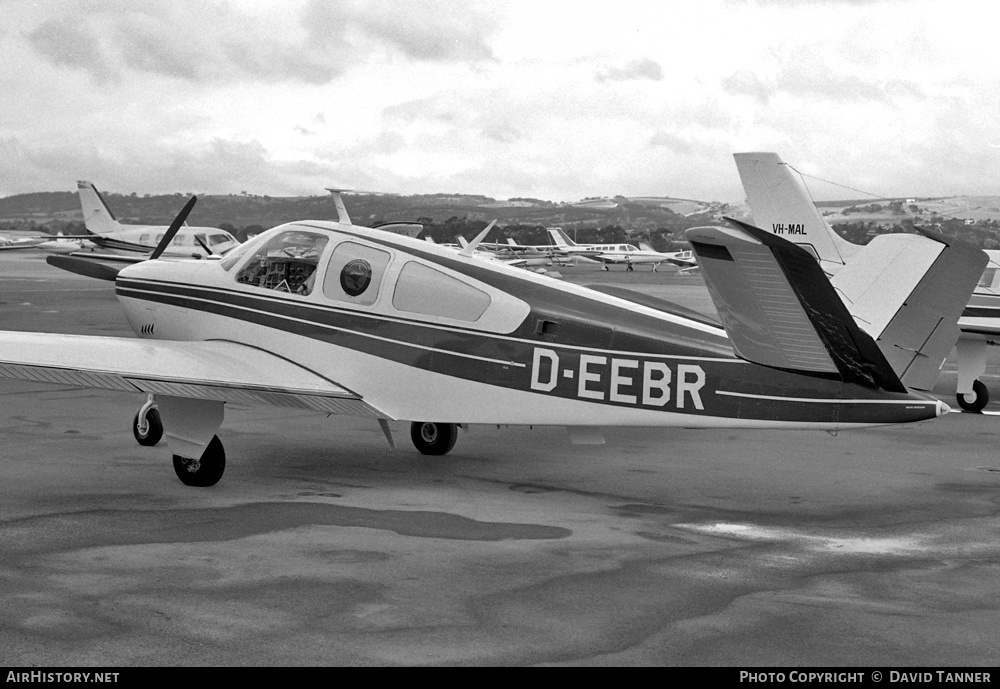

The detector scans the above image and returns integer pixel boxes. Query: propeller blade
[150,196,197,260]
[194,235,213,256]
[46,255,121,281]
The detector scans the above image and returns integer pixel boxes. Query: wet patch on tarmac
[508,483,560,494]
[610,503,676,518]
[0,502,572,555]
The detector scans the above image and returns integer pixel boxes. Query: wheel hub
[419,423,438,444]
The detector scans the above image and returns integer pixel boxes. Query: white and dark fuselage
[71,180,240,258]
[113,220,944,429]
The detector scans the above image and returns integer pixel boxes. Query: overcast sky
[3,0,998,202]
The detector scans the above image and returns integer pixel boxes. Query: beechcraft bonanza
[47,180,241,260]
[734,151,1000,412]
[546,227,697,272]
[0,179,984,488]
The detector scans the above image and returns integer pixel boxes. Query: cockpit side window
[322,241,391,306]
[392,261,491,322]
[979,267,997,289]
[235,230,329,295]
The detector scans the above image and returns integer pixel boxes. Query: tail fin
[830,228,986,390]
[76,181,123,236]
[686,219,985,392]
[639,242,655,252]
[733,152,859,270]
[733,152,988,390]
[547,227,576,248]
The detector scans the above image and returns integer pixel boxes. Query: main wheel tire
[410,422,458,456]
[133,408,163,446]
[957,379,989,413]
[173,435,226,487]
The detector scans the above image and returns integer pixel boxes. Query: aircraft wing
[69,251,147,264]
[0,333,386,417]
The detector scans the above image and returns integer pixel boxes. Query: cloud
[302,0,498,63]
[721,70,776,104]
[648,131,695,155]
[595,58,664,82]
[27,18,119,84]
[481,123,526,144]
[24,3,340,86]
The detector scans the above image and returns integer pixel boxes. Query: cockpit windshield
[234,230,329,295]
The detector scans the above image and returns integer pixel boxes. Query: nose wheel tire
[410,422,458,456]
[173,435,226,487]
[133,408,163,446]
[957,379,989,413]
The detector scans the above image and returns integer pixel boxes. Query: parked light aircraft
[546,227,697,272]
[63,180,240,259]
[0,234,47,251]
[734,151,1000,412]
[0,183,983,488]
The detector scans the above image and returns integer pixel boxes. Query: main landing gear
[957,379,990,413]
[410,422,458,455]
[131,395,227,487]
[173,435,226,487]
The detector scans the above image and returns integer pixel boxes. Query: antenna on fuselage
[458,219,497,257]
[325,188,352,225]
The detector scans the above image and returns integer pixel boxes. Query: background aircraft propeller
[149,196,197,260]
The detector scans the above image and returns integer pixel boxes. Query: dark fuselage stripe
[116,279,937,424]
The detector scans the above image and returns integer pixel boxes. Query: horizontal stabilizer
[833,230,987,390]
[685,219,905,392]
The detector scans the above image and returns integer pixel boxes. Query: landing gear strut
[410,422,458,455]
[173,435,226,487]
[957,379,989,413]
[132,398,163,446]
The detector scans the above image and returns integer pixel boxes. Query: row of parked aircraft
[6,181,697,274]
[0,153,991,488]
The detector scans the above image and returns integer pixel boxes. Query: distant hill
[0,188,735,249]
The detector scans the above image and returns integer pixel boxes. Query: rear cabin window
[322,241,391,306]
[235,230,329,295]
[392,261,491,322]
[978,267,997,289]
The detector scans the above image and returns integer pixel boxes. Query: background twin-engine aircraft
[546,227,698,272]
[41,181,240,261]
[735,152,1000,413]
[0,162,986,488]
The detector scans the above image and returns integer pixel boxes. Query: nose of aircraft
[936,399,952,416]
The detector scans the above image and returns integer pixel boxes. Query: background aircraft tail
[686,219,985,392]
[733,152,988,390]
[547,227,577,248]
[77,181,123,236]
[733,152,859,271]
